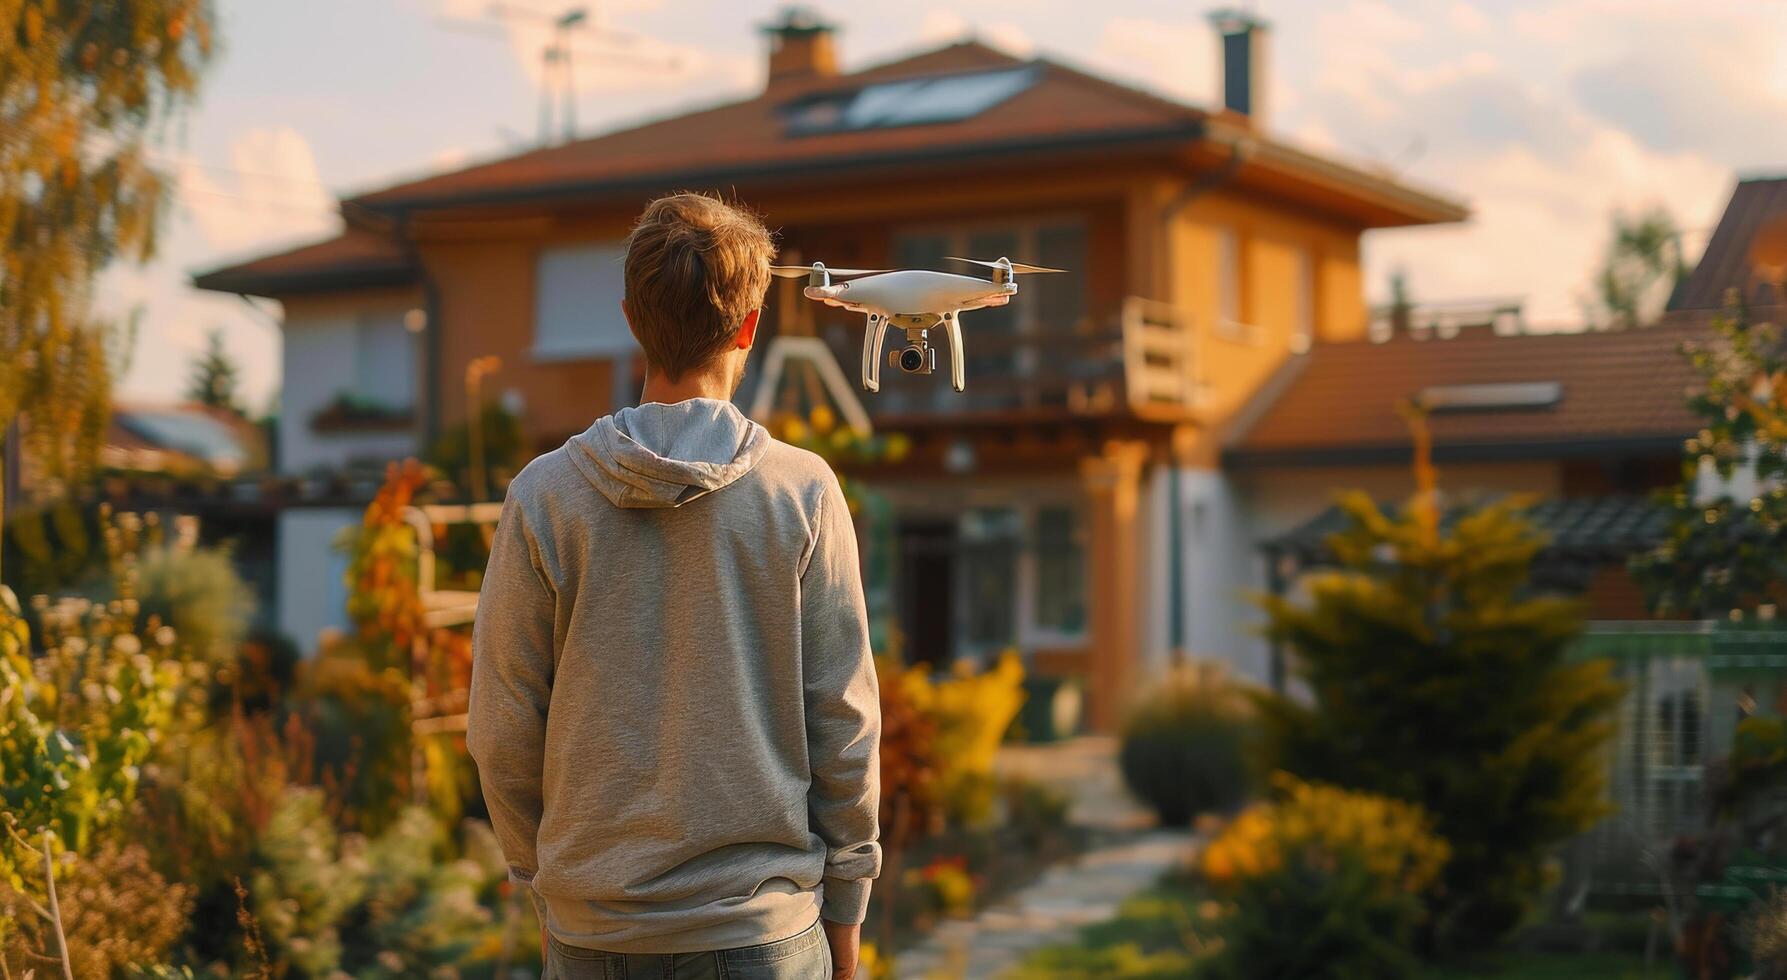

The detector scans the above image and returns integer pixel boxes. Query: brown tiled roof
[1227,320,1709,465]
[192,227,414,296]
[1671,176,1787,311]
[196,40,1466,298]
[346,43,1203,211]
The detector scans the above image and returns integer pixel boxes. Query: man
[468,192,881,979]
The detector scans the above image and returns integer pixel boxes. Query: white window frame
[352,310,416,411]
[532,243,632,361]
[950,496,1090,660]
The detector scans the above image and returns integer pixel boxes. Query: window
[1292,248,1315,353]
[534,244,631,359]
[354,312,415,410]
[960,508,1021,650]
[1033,506,1086,634]
[1216,228,1240,326]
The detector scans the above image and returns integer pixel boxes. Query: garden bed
[1009,874,1660,980]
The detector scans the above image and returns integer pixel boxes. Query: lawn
[1006,876,1658,980]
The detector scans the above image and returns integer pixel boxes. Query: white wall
[276,507,359,654]
[280,302,419,474]
[1196,459,1570,686]
[1173,466,1271,684]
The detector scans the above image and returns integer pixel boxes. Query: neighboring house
[102,403,266,478]
[1217,323,1702,684]
[194,7,1468,726]
[1205,179,1787,878]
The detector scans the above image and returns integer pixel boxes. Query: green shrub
[1119,664,1255,826]
[1257,493,1620,953]
[1199,776,1450,980]
[135,543,257,664]
[1744,887,1787,980]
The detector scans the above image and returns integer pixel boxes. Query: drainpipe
[1157,135,1252,668]
[381,205,443,449]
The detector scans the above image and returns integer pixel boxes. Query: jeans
[544,918,832,980]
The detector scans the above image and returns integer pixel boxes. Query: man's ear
[735,308,760,350]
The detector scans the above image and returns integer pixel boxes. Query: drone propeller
[769,265,889,279]
[945,256,1067,274]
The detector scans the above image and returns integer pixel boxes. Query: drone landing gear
[941,311,965,393]
[859,311,966,393]
[861,313,890,393]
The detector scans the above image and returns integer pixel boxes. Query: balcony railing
[817,297,1198,423]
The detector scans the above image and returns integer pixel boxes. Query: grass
[1004,875,1660,980]
[1418,951,1657,979]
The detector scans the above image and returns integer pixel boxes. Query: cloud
[177,127,337,257]
[1087,17,1217,106]
[1362,110,1731,324]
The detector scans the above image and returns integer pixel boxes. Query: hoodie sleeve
[800,475,883,925]
[467,494,556,889]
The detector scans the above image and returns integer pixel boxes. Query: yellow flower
[780,417,809,443]
[810,404,837,435]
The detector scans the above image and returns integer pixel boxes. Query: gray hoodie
[467,398,882,954]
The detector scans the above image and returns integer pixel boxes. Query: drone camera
[893,344,935,375]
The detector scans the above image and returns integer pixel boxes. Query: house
[1217,323,1702,685]
[1211,176,1787,887]
[194,7,1468,728]
[101,403,267,478]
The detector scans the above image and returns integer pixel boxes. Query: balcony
[797,297,1199,427]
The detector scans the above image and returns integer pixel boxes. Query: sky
[108,0,1787,412]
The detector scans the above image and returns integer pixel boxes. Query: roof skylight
[1418,382,1563,412]
[784,67,1038,135]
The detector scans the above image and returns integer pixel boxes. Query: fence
[1569,621,1787,895]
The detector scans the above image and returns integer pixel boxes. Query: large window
[1033,505,1086,634]
[534,244,630,359]
[1292,247,1315,353]
[353,311,415,410]
[960,507,1021,650]
[1216,227,1241,327]
[947,501,1089,659]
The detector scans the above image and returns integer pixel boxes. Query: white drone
[768,257,1065,393]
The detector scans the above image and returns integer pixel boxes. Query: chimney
[1209,8,1269,123]
[762,6,839,90]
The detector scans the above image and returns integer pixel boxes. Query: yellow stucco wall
[1165,188,1367,462]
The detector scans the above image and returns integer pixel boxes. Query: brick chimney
[1209,8,1269,123]
[762,7,839,90]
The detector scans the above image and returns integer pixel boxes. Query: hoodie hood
[568,398,771,509]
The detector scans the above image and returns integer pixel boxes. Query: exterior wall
[275,506,360,653]
[1166,190,1366,463]
[423,211,638,453]
[279,289,422,474]
[1194,459,1567,684]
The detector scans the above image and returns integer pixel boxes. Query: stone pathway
[890,737,1196,980]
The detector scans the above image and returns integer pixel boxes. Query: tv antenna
[441,2,680,146]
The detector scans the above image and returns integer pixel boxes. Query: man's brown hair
[623,192,775,381]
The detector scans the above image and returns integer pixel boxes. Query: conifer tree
[1258,445,1622,954]
[185,328,242,414]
